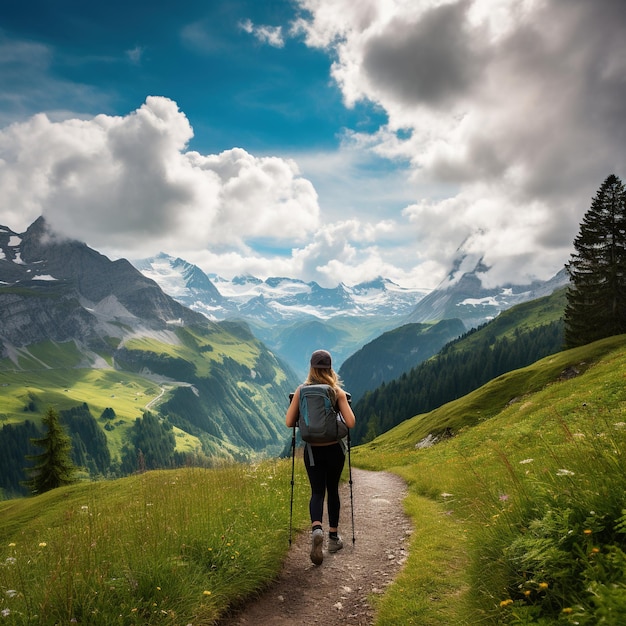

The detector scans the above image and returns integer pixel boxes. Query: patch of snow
[8,235,21,247]
[458,296,499,307]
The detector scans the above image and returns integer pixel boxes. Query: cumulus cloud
[240,19,285,47]
[0,96,320,257]
[293,0,626,285]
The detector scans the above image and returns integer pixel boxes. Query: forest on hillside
[352,319,564,444]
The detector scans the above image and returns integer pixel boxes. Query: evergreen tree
[23,407,78,495]
[565,175,626,347]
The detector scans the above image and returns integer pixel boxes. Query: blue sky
[1,0,625,289]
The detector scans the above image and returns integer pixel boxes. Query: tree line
[352,319,565,444]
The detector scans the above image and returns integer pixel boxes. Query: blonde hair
[305,367,342,390]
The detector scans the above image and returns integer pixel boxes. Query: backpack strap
[306,442,315,466]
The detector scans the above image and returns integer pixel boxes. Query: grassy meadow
[0,463,310,624]
[1,334,626,624]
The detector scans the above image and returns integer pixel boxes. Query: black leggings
[304,443,346,528]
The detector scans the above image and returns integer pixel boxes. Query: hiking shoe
[310,528,324,565]
[328,535,343,553]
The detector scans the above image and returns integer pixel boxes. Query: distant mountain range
[132,253,429,376]
[405,255,570,328]
[133,253,428,323]
[132,252,569,379]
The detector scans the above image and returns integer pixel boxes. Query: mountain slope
[0,218,299,496]
[352,287,568,443]
[338,318,466,403]
[404,254,569,327]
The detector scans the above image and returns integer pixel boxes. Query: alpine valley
[0,218,298,497]
[0,218,568,497]
[132,252,568,380]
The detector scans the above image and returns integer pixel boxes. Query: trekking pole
[345,392,355,545]
[289,423,296,546]
[288,392,297,546]
[347,429,355,545]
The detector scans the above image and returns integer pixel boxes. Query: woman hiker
[286,349,356,565]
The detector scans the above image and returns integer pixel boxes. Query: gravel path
[216,468,412,625]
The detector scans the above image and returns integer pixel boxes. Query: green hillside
[1,334,625,624]
[339,317,466,403]
[352,333,626,624]
[353,287,567,443]
[0,321,299,496]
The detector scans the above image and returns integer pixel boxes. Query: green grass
[1,334,625,624]
[353,333,626,624]
[0,462,310,625]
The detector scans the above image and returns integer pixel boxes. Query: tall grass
[0,461,309,625]
[352,335,626,624]
[469,410,626,624]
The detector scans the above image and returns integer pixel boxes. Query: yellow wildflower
[499,599,514,608]
[203,590,212,596]
[539,582,549,590]
[584,529,592,535]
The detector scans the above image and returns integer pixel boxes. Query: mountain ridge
[0,218,299,496]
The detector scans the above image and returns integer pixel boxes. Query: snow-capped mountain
[133,253,428,323]
[405,255,569,328]
[132,254,429,376]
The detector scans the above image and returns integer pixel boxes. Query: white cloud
[240,19,285,47]
[0,96,320,257]
[292,0,626,285]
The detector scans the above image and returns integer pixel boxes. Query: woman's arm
[336,388,356,428]
[286,386,300,427]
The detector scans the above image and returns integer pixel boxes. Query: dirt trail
[216,468,412,625]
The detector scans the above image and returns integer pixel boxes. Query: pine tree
[23,407,78,495]
[564,174,626,348]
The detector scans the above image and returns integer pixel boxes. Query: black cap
[310,349,332,369]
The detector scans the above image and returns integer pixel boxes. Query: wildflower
[499,494,510,502]
[523,590,532,597]
[499,599,514,607]
[539,582,549,590]
[584,529,592,535]
[556,469,575,476]
[519,458,534,464]
[2,608,10,617]
[203,590,212,596]
[4,558,16,566]
[7,543,15,548]
[5,591,17,598]
[591,547,600,554]
[562,607,573,614]
[38,542,47,547]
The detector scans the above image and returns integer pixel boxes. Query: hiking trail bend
[216,468,411,626]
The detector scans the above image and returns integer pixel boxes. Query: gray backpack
[298,384,348,444]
